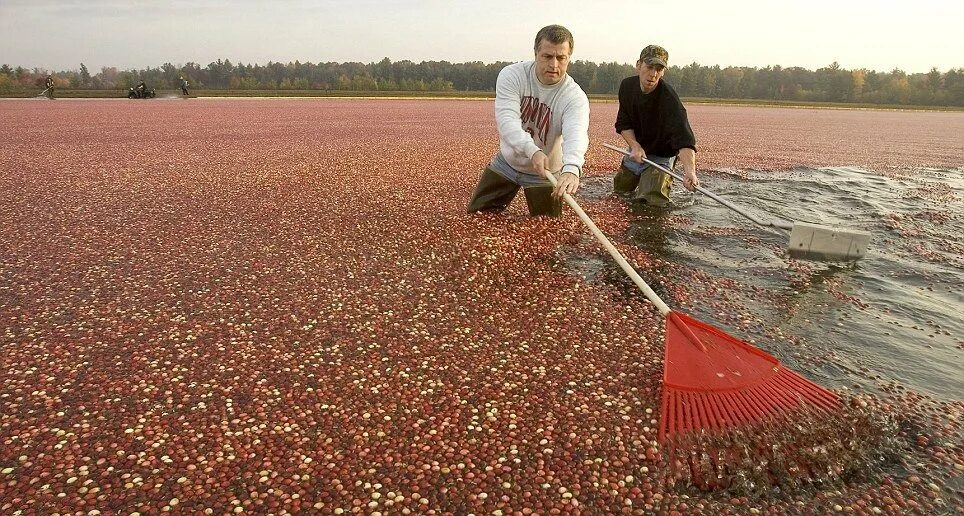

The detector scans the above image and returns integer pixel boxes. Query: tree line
[1,58,961,106]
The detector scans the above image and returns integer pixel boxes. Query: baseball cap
[640,45,669,68]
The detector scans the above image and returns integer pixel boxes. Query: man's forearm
[619,130,640,150]
[678,147,696,174]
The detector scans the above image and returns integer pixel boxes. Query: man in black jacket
[613,45,700,206]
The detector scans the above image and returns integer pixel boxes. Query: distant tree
[697,66,719,97]
[372,57,393,81]
[202,58,237,88]
[117,71,136,89]
[592,62,629,94]
[351,74,377,91]
[160,62,178,86]
[670,62,700,97]
[941,68,964,106]
[237,77,259,89]
[96,66,120,88]
[882,69,911,104]
[720,67,744,98]
[79,63,91,87]
[377,77,398,91]
[567,60,597,93]
[814,62,852,102]
[851,69,866,100]
[0,64,14,90]
[429,78,453,91]
[924,67,942,93]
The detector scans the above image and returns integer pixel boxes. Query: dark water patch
[575,167,963,401]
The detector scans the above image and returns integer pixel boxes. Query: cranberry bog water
[1,99,961,513]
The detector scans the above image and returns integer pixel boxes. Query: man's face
[637,61,665,93]
[534,39,571,86]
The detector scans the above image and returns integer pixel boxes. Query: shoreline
[3,90,963,112]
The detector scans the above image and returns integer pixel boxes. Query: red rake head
[659,311,840,442]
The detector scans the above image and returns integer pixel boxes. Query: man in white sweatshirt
[466,24,590,217]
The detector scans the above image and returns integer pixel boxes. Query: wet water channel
[579,166,963,402]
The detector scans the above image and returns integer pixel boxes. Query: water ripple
[581,166,963,401]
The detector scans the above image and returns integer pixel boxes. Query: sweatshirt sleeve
[494,65,541,160]
[560,92,590,176]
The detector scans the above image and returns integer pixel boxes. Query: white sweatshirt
[493,61,590,177]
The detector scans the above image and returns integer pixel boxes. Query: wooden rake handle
[542,171,672,316]
[545,170,710,352]
[602,143,793,232]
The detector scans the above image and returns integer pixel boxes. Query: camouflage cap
[639,45,669,68]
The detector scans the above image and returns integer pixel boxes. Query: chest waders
[467,167,562,217]
[614,162,673,207]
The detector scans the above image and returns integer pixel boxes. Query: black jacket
[614,77,696,157]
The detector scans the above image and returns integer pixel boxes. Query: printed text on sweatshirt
[493,61,590,176]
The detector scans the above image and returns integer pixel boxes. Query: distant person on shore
[180,76,190,96]
[136,80,147,96]
[613,44,699,206]
[466,24,589,217]
[44,75,54,99]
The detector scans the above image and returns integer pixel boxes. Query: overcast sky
[1,0,961,74]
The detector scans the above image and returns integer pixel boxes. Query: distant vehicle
[127,86,156,99]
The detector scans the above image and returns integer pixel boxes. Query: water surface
[580,166,963,401]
